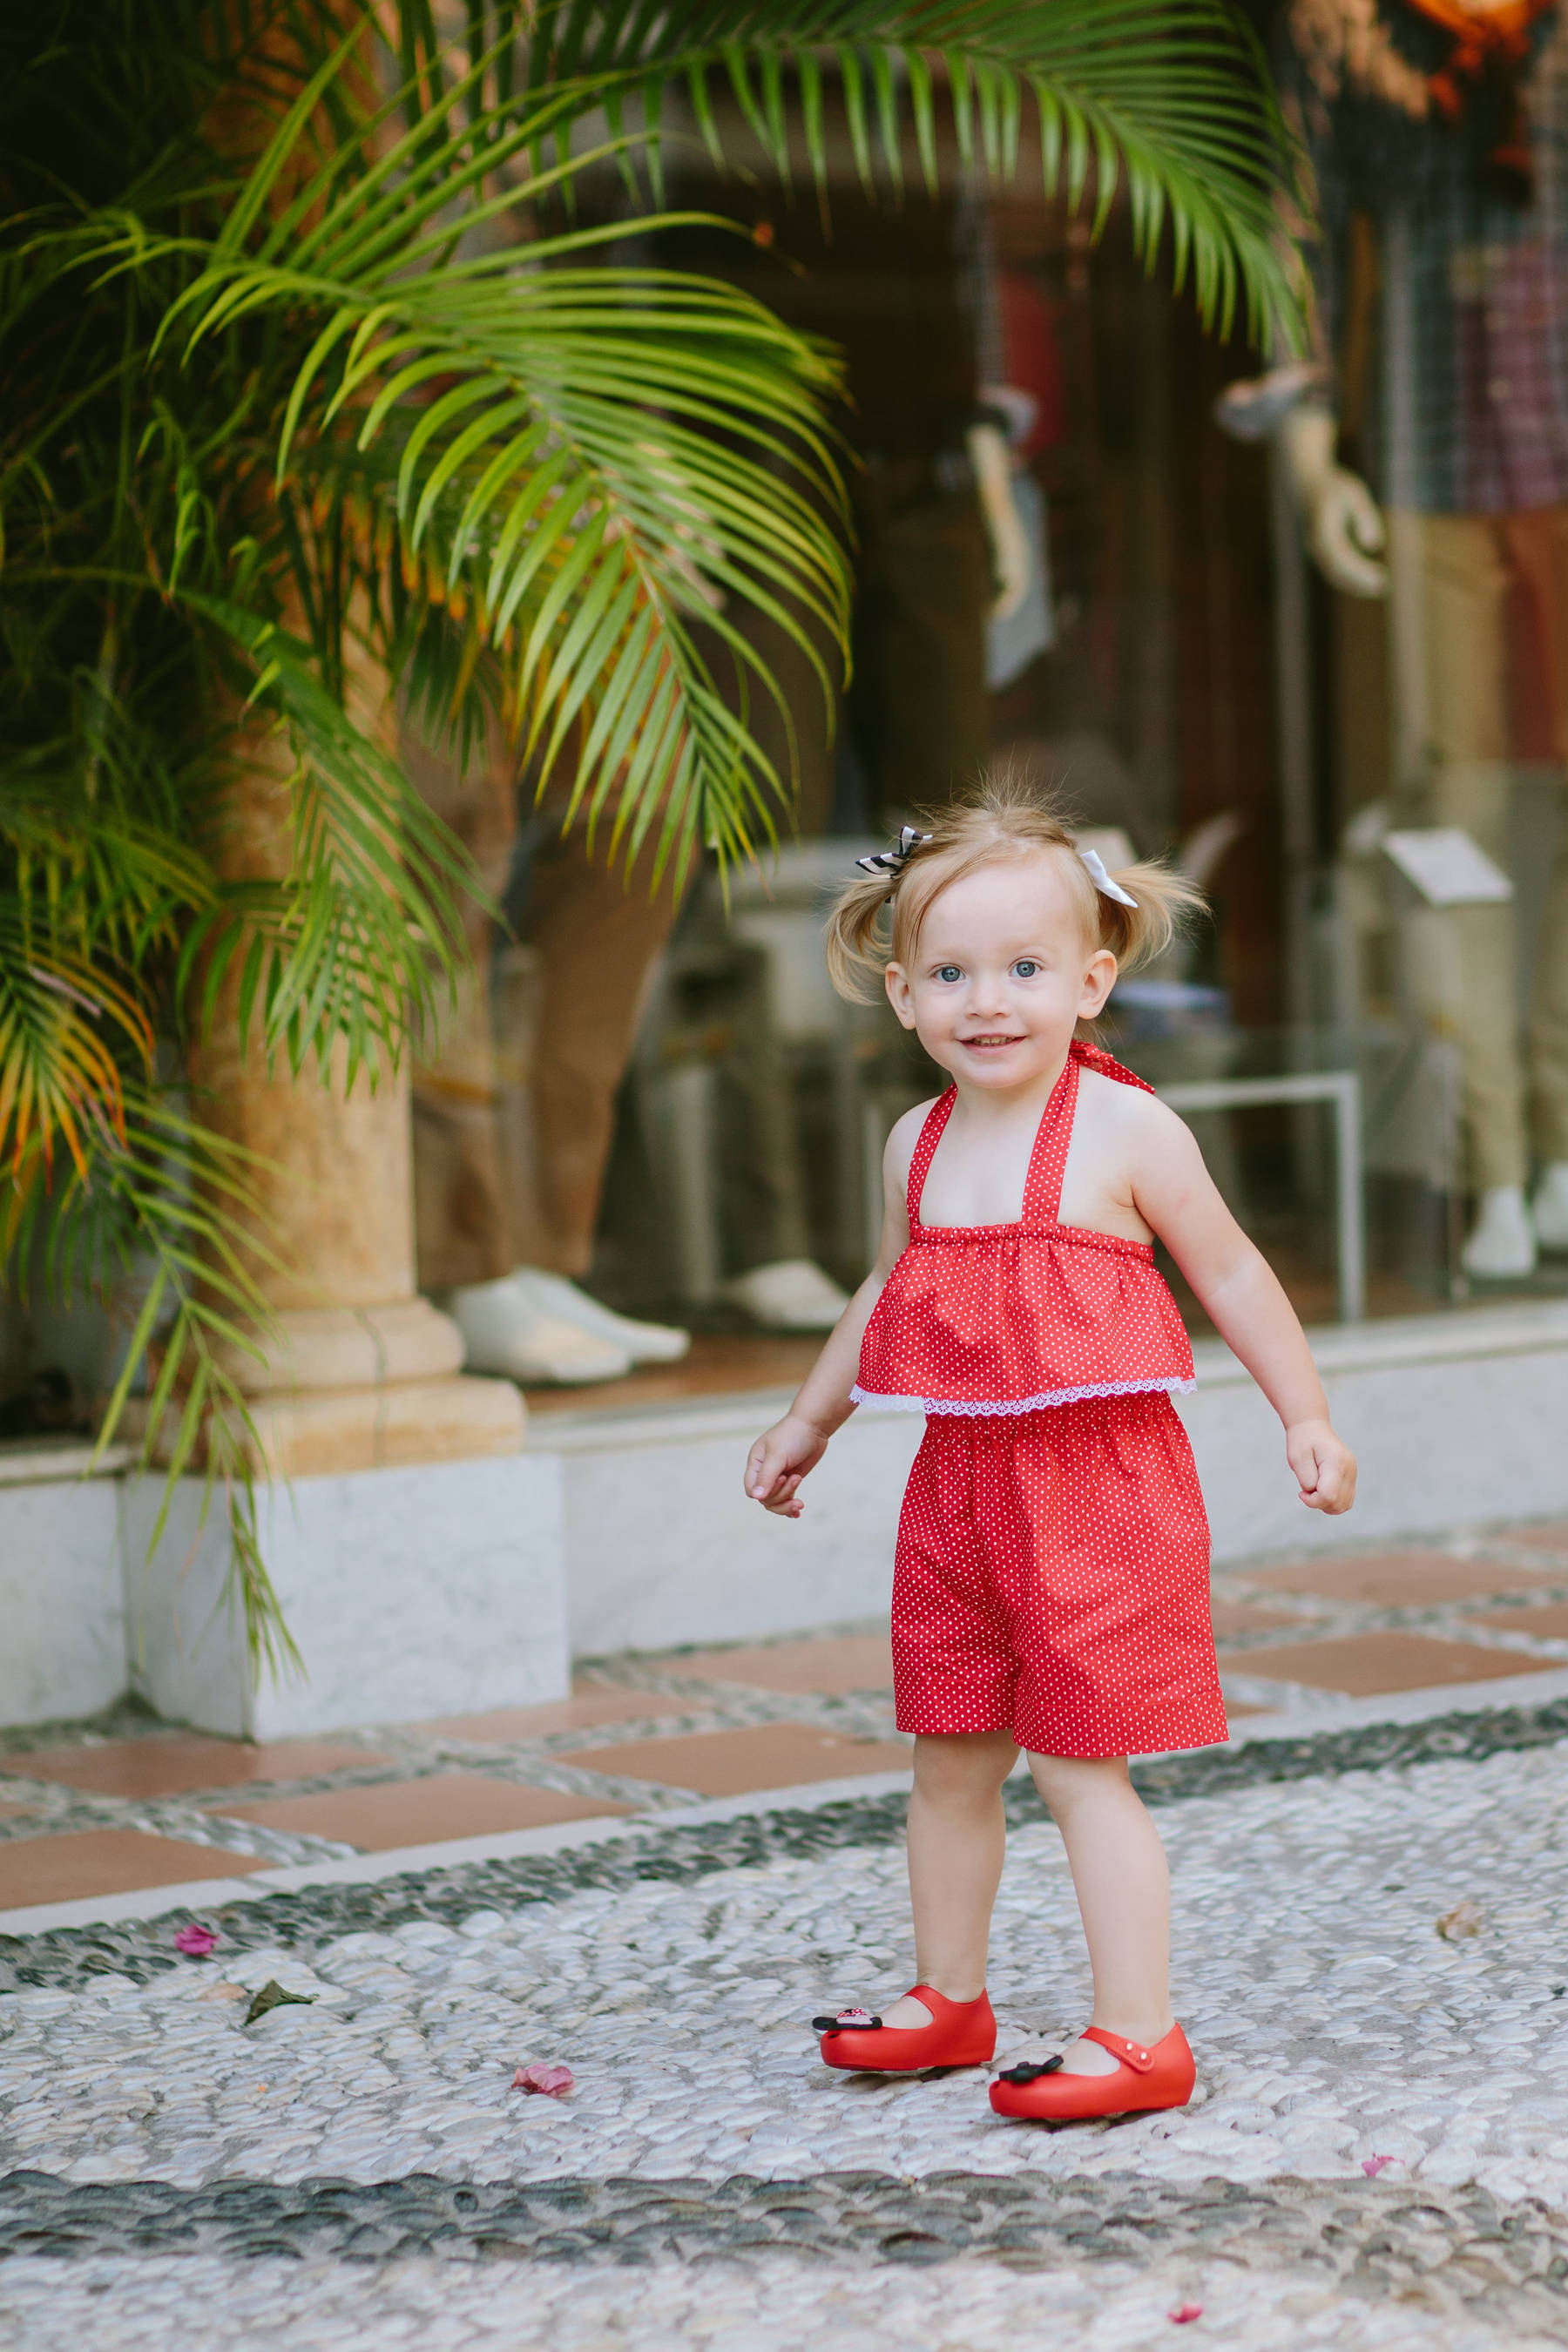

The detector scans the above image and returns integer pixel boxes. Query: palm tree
[0,0,1302,1666]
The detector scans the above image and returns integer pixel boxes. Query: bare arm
[743,1112,919,1518]
[1130,1100,1357,1514]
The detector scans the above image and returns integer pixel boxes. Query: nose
[962,970,1011,1019]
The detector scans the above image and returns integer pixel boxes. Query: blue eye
[1013,959,1039,979]
[936,964,963,983]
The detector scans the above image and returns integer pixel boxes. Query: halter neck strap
[905,1088,956,1227]
[1022,1051,1080,1227]
[905,1041,1155,1231]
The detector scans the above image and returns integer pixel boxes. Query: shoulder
[885,1094,943,1187]
[1078,1066,1197,1157]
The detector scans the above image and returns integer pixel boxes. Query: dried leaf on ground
[1436,1901,1484,1942]
[244,1979,318,2027]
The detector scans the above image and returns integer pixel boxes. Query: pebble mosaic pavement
[3,1724,1568,2344]
[8,1523,1568,2345]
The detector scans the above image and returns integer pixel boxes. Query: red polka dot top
[853,1039,1195,1416]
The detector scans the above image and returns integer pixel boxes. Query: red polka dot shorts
[891,1391,1228,1759]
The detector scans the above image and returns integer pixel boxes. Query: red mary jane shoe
[814,1986,997,2072]
[989,2023,1195,2121]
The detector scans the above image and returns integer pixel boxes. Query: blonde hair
[825,771,1205,1005]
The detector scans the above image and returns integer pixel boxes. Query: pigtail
[825,868,901,1003]
[822,770,1207,1004]
[1090,860,1206,974]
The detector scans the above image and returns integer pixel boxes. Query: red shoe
[989,2023,1195,2121]
[814,1986,997,2072]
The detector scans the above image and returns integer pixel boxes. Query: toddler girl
[744,776,1356,2123]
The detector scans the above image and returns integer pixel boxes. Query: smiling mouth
[962,1033,1024,1048]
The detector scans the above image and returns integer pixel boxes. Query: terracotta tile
[0,1830,268,1910]
[1228,1631,1559,1697]
[564,1722,912,1797]
[1209,1604,1302,1639]
[1,1737,388,1801]
[1471,1602,1568,1642]
[1510,1524,1568,1557]
[412,1690,697,1741]
[669,1636,896,1696]
[1247,1551,1559,1609]
[209,1774,628,1851]
[1222,1701,1267,1718]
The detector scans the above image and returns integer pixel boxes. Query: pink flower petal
[173,1923,219,1957]
[511,2062,574,2098]
[1168,2308,1204,2326]
[1362,2154,1399,2178]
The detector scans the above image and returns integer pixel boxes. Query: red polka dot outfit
[855,1041,1227,1760]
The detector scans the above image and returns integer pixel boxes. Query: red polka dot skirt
[892,1395,1227,1757]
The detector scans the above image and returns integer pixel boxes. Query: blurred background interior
[8,4,1568,1432]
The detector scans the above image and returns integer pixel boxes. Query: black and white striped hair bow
[855,826,932,879]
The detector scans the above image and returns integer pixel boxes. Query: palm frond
[0,907,154,1179]
[176,600,480,1078]
[160,52,855,876]
[510,3,1305,346]
[3,1085,301,1683]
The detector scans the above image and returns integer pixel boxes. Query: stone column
[186,727,525,1481]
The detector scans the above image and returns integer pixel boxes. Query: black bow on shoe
[812,2007,882,2035]
[996,2057,1064,2084]
[855,827,931,879]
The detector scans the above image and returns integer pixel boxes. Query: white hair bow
[1078,847,1139,909]
[855,826,932,878]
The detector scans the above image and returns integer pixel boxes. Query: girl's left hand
[1286,1419,1358,1514]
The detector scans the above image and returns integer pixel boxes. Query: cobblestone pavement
[5,1726,1568,2347]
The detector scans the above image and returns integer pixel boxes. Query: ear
[1078,948,1118,1021]
[884,962,918,1031]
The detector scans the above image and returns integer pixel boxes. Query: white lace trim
[849,1375,1196,1416]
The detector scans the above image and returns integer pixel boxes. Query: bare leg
[881,1729,1017,2027]
[1027,1753,1173,2073]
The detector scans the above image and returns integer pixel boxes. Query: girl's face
[884,853,1117,1094]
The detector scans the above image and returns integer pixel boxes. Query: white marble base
[0,1443,129,1726]
[1179,1299,1568,1559]
[118,1453,568,1738]
[547,1301,1568,1657]
[552,1398,923,1657]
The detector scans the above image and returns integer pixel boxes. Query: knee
[912,1731,1016,1808]
[1027,1752,1132,1821]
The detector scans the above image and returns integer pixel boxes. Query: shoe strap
[1081,2024,1159,2073]
[907,1984,985,2018]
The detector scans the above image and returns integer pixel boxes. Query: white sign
[1382,828,1514,906]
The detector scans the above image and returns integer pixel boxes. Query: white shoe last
[513,1269,691,1364]
[722,1257,852,1331]
[447,1276,631,1384]
[1460,1186,1538,1280]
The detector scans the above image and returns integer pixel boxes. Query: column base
[220,1373,525,1478]
[210,1299,467,1393]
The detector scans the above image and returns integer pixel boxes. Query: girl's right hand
[744,1414,830,1518]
